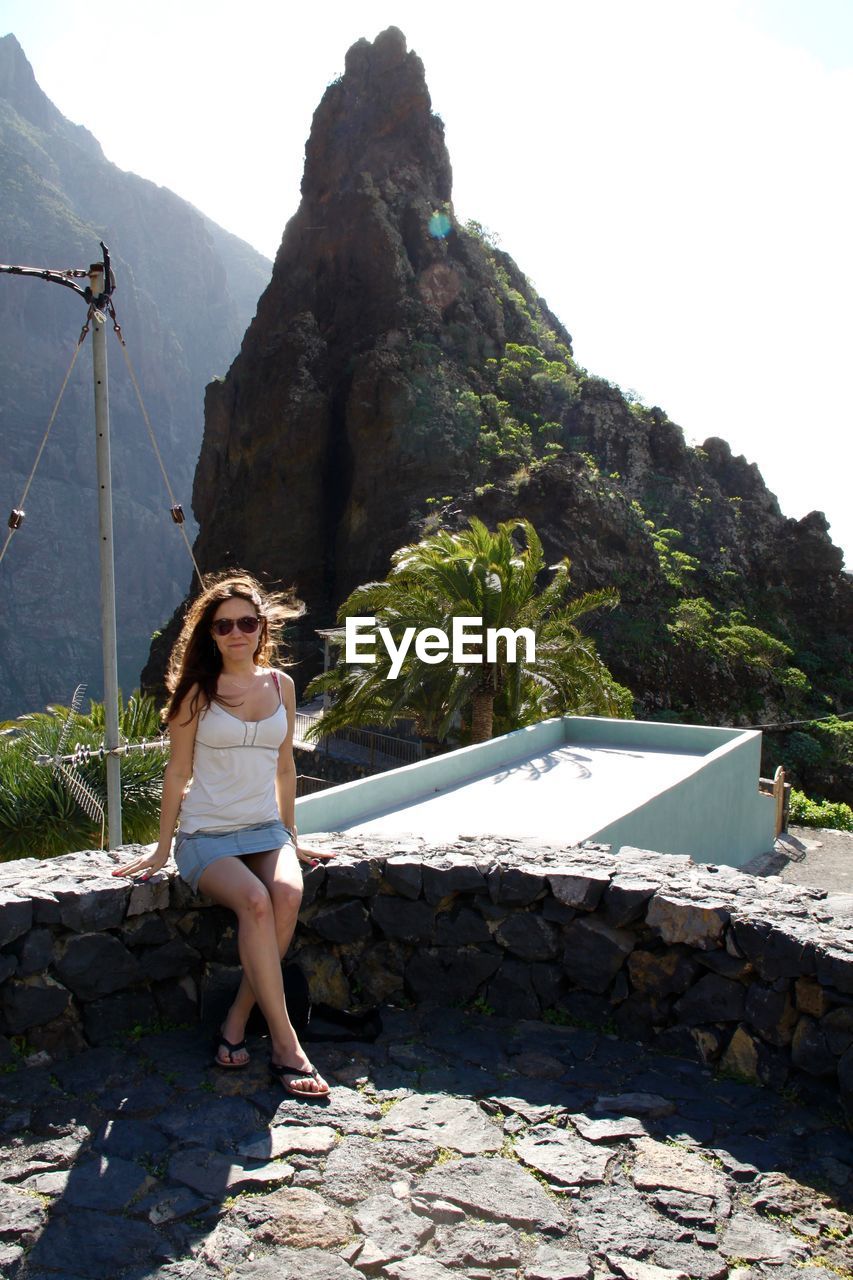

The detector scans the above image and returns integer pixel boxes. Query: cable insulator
[8,509,25,530]
[170,504,185,524]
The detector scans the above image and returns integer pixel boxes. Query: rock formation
[180,27,569,624]
[146,27,851,796]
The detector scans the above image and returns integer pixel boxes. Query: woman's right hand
[111,844,171,881]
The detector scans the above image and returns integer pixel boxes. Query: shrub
[788,789,853,832]
[0,693,167,860]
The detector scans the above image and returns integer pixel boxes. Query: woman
[114,571,332,1098]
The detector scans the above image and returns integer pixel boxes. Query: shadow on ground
[1,1005,850,1279]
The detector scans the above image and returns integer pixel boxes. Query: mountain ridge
[0,33,271,718]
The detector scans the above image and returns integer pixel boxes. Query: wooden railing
[759,766,790,835]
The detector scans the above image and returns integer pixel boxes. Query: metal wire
[108,301,206,590]
[0,318,91,568]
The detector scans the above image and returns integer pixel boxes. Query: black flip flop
[213,1031,250,1069]
[269,1058,329,1098]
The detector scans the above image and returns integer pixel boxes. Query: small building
[296,715,777,867]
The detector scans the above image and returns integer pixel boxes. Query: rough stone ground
[1,1003,850,1280]
[746,828,853,897]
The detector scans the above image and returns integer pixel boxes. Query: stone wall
[1,838,851,1122]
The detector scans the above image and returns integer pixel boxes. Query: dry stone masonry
[1,836,852,1123]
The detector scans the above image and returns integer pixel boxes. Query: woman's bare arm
[275,671,334,863]
[112,689,200,877]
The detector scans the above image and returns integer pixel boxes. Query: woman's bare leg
[199,854,326,1094]
[221,845,302,1048]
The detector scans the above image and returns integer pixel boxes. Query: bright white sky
[3,0,851,564]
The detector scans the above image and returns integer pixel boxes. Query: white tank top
[178,688,288,834]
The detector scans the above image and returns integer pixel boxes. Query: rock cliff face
[149,27,851,775]
[0,35,271,718]
[185,27,568,624]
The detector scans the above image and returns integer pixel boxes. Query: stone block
[153,976,198,1025]
[120,912,173,949]
[325,858,383,899]
[542,899,577,925]
[436,907,491,946]
[138,938,201,983]
[839,1045,853,1124]
[496,912,559,961]
[310,901,373,943]
[693,949,751,980]
[82,989,159,1045]
[562,917,634,993]
[613,993,670,1039]
[405,947,502,1005]
[743,982,798,1047]
[8,928,53,977]
[0,954,17,983]
[351,942,407,1005]
[384,856,424,900]
[127,872,170,917]
[199,963,243,1024]
[627,949,699,998]
[488,865,546,906]
[169,874,199,910]
[174,907,223,958]
[821,1006,853,1056]
[645,893,728,950]
[794,977,831,1018]
[530,963,565,1010]
[729,917,816,980]
[422,857,488,903]
[486,958,541,1020]
[653,1023,727,1064]
[53,879,130,932]
[673,973,746,1025]
[602,876,658,928]
[29,887,61,924]
[814,945,853,996]
[54,934,142,1001]
[26,1007,87,1059]
[547,866,610,911]
[791,1015,837,1077]
[300,860,325,908]
[1,975,72,1034]
[0,891,32,947]
[294,944,353,1010]
[372,897,435,941]
[719,1024,762,1083]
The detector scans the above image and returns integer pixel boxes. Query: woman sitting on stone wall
[114,571,333,1098]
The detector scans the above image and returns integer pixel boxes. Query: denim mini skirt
[173,819,292,892]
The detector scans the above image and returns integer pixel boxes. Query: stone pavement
[1,1006,851,1280]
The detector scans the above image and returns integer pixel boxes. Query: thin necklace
[220,671,256,692]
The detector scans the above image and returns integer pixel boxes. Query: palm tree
[307,517,631,744]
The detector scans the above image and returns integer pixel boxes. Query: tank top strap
[271,670,283,706]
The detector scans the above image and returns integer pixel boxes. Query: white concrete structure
[297,716,777,867]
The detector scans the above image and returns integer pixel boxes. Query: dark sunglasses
[211,615,261,637]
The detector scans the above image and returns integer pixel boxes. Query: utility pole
[0,242,123,846]
[89,259,122,847]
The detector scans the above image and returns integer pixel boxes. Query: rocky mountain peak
[187,26,564,634]
[303,26,451,207]
[0,33,101,156]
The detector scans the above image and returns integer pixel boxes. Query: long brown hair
[164,571,304,723]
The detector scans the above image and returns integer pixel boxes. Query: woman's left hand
[295,843,335,866]
[111,845,170,880]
